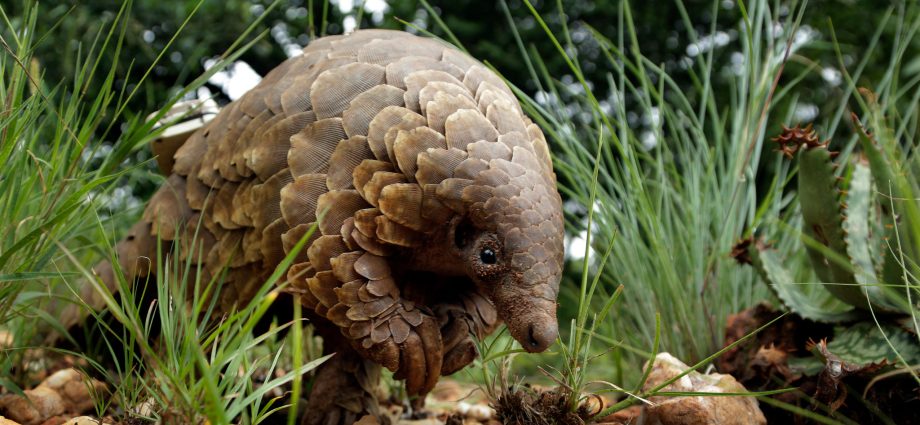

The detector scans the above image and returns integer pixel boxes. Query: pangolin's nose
[525,321,558,352]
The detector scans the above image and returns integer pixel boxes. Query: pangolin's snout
[525,320,558,352]
[494,288,559,353]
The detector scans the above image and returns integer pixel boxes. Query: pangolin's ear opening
[452,217,476,251]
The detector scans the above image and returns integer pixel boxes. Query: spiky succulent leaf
[852,114,901,202]
[798,146,868,308]
[853,113,916,310]
[827,322,920,367]
[843,159,900,313]
[878,213,912,310]
[749,243,857,323]
[845,160,875,285]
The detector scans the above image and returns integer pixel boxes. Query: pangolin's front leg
[398,277,499,376]
[434,291,499,375]
[289,249,444,399]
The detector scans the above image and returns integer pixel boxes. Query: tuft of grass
[0,2,149,388]
[512,0,796,385]
[1,1,326,423]
[56,216,327,423]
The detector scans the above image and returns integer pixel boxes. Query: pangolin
[69,29,564,423]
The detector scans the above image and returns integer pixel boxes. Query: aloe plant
[753,116,916,316]
[734,109,920,390]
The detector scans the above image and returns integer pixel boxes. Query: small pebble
[455,402,492,420]
[61,417,99,425]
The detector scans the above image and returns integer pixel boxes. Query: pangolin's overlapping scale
[142,174,192,240]
[288,118,347,176]
[176,213,213,264]
[444,109,498,150]
[467,140,512,162]
[339,217,360,251]
[378,183,429,232]
[330,251,362,283]
[315,190,370,235]
[486,98,528,135]
[249,169,292,229]
[257,54,300,90]
[273,71,318,109]
[280,74,316,115]
[366,106,426,162]
[280,174,325,227]
[441,48,479,72]
[496,131,531,152]
[357,37,443,65]
[392,127,446,181]
[215,107,255,182]
[307,235,349,273]
[281,222,319,263]
[469,292,499,331]
[198,101,242,186]
[418,81,473,116]
[386,56,464,89]
[116,221,158,279]
[527,123,554,172]
[231,110,275,178]
[182,167,211,211]
[335,28,411,45]
[172,121,210,177]
[424,91,479,135]
[404,70,465,113]
[353,208,381,237]
[375,215,423,247]
[342,85,406,138]
[211,181,241,230]
[311,63,386,120]
[246,111,316,180]
[212,228,247,270]
[230,180,255,227]
[362,171,407,207]
[462,65,514,100]
[415,148,467,185]
[352,160,395,199]
[261,218,289,266]
[244,229,266,266]
[420,184,454,223]
[351,228,392,256]
[327,136,374,190]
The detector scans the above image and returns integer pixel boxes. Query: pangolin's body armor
[71,30,564,418]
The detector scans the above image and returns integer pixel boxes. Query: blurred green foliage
[4,0,912,209]
[7,0,916,134]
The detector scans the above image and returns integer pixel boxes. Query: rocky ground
[0,341,765,425]
[15,303,919,424]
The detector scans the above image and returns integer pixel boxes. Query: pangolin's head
[446,141,564,353]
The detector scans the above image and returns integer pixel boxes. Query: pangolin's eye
[479,248,497,264]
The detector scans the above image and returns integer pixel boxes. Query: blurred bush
[8,0,914,131]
